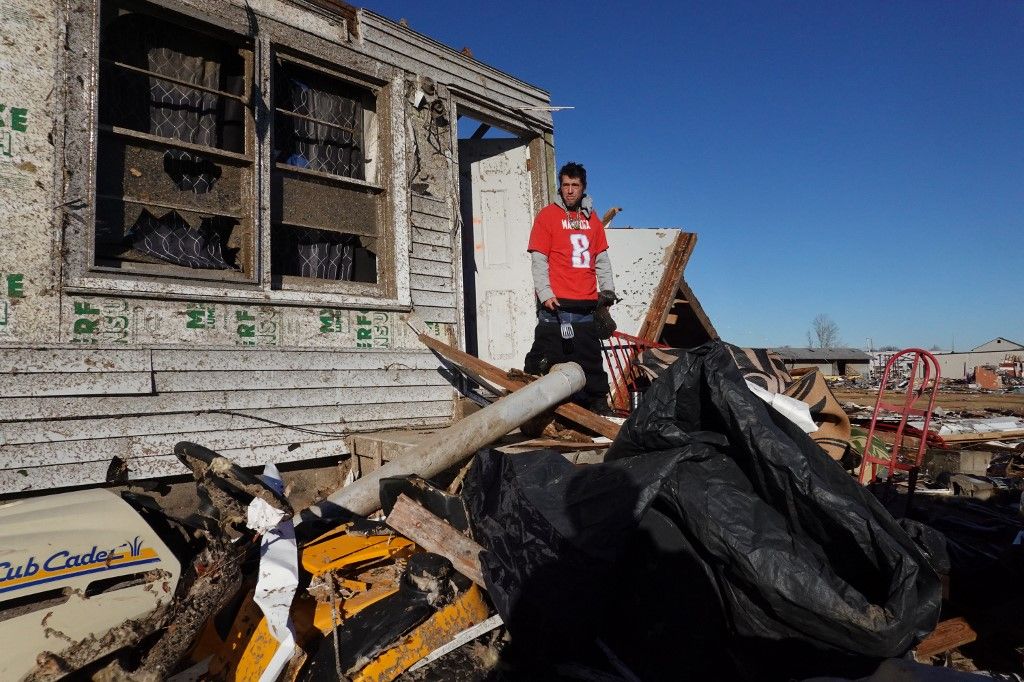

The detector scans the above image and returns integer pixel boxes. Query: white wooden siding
[1,412,450,494]
[0,348,453,494]
[408,195,458,325]
[0,372,154,398]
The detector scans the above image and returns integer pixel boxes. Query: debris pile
[1,338,1021,681]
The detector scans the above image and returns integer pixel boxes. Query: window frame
[92,2,258,284]
[269,49,390,297]
[61,0,412,310]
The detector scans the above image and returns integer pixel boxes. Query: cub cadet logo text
[0,536,161,594]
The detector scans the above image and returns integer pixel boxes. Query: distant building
[933,338,1024,380]
[770,347,872,378]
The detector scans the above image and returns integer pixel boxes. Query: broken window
[95,3,253,278]
[81,1,399,299]
[271,57,382,285]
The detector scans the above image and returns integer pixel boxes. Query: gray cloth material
[531,251,555,302]
[553,192,593,218]
[595,250,615,295]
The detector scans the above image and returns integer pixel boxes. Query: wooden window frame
[60,0,412,310]
[91,2,258,284]
[269,50,391,298]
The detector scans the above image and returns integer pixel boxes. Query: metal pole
[298,362,586,521]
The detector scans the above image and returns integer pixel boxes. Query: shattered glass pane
[125,209,237,270]
[163,149,221,194]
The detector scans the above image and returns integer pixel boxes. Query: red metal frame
[858,348,941,486]
[601,331,669,414]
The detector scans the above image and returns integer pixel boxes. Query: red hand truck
[858,349,941,498]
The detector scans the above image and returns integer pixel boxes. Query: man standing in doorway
[523,162,616,413]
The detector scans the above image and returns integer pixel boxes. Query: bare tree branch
[810,314,840,349]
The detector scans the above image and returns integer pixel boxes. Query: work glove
[595,303,617,340]
[598,290,619,307]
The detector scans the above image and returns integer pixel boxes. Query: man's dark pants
[523,309,609,410]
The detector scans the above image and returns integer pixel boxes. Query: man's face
[559,175,584,209]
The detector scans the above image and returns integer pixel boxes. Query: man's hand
[543,297,559,311]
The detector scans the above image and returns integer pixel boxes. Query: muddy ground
[833,388,1024,417]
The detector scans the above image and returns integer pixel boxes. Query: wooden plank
[411,243,453,263]
[4,392,455,444]
[410,258,452,278]
[155,368,443,393]
[411,290,457,309]
[0,348,151,374]
[0,384,452,422]
[636,231,698,343]
[417,334,620,440]
[386,494,486,588]
[511,439,602,450]
[411,209,450,232]
[412,227,450,247]
[410,274,454,293]
[411,194,451,219]
[412,306,458,324]
[0,403,454,468]
[151,348,438,372]
[939,429,1024,443]
[914,618,977,659]
[0,372,153,398]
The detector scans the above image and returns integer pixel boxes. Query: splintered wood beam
[386,494,487,588]
[637,231,698,343]
[601,207,622,226]
[914,617,978,659]
[418,333,620,440]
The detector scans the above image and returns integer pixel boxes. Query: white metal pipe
[299,362,585,520]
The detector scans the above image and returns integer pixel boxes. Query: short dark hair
[558,162,587,189]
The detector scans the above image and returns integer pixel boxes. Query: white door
[458,139,536,369]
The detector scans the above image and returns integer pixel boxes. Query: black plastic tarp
[463,341,941,680]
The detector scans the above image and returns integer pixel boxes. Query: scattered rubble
[1,336,1021,681]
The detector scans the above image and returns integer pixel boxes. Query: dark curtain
[275,61,365,179]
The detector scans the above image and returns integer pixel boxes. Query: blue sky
[368,1,1023,351]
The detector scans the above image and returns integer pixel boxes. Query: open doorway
[456,114,538,368]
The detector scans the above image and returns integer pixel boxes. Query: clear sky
[367,1,1023,351]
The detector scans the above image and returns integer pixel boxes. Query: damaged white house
[0,0,575,493]
[0,0,717,495]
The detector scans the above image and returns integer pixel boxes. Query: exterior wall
[0,0,552,494]
[784,361,869,378]
[786,362,833,376]
[935,350,1024,380]
[971,338,1024,353]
